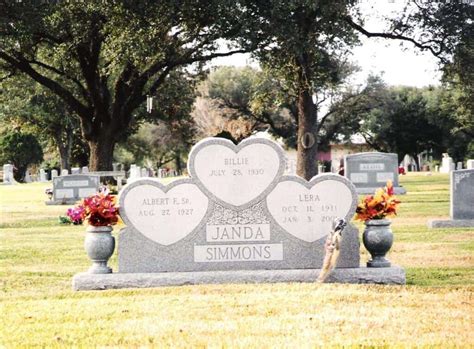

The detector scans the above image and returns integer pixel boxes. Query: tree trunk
[56,131,72,172]
[296,88,318,180]
[175,152,182,174]
[412,153,420,172]
[88,138,115,171]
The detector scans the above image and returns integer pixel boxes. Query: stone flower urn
[362,219,393,268]
[84,225,115,274]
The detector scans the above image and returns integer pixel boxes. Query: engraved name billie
[209,157,264,177]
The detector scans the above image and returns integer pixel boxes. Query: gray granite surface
[72,266,406,290]
[451,169,474,220]
[344,152,406,194]
[427,219,474,228]
[48,174,99,205]
[117,137,361,274]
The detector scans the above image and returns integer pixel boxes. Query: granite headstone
[344,152,406,194]
[73,137,406,290]
[2,164,16,185]
[118,137,360,273]
[39,169,48,182]
[428,169,474,228]
[47,174,99,205]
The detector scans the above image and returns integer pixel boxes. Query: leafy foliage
[0,131,43,181]
[0,1,250,170]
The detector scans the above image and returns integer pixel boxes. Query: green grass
[1,173,473,347]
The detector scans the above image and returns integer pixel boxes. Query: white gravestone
[39,169,48,182]
[129,165,141,180]
[24,171,32,183]
[440,154,454,173]
[82,166,89,173]
[51,169,59,179]
[457,162,463,170]
[467,160,474,170]
[61,169,69,176]
[2,164,16,185]
[140,168,148,177]
[71,167,81,174]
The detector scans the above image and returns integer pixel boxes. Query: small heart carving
[188,137,285,209]
[266,174,357,242]
[119,179,209,246]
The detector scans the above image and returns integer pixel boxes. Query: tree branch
[343,16,446,62]
[0,51,90,119]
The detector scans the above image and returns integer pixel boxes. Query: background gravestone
[39,169,48,182]
[344,152,406,194]
[428,169,474,228]
[2,164,16,185]
[451,169,474,220]
[46,174,99,205]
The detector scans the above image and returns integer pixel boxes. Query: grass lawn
[1,173,473,347]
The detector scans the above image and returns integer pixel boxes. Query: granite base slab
[45,200,78,205]
[356,187,406,195]
[427,219,474,228]
[72,266,406,291]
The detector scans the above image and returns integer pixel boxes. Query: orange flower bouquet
[355,180,401,222]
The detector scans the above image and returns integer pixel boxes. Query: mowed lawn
[0,173,473,347]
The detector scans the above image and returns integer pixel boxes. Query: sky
[210,1,442,88]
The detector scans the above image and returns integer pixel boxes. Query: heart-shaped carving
[188,137,285,209]
[119,179,209,246]
[266,174,357,243]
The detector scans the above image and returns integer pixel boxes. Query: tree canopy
[0,0,250,170]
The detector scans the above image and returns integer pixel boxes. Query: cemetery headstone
[140,168,148,177]
[61,169,69,176]
[440,154,454,173]
[2,164,16,185]
[51,169,59,179]
[24,171,32,183]
[344,152,406,194]
[73,137,406,290]
[39,169,48,182]
[467,160,474,170]
[428,169,474,228]
[71,167,81,174]
[46,174,100,205]
[82,166,89,173]
[88,170,126,191]
[128,164,141,181]
[457,162,463,170]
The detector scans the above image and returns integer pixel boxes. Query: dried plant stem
[317,229,342,283]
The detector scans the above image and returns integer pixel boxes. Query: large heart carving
[266,174,357,243]
[119,179,209,246]
[188,137,285,209]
